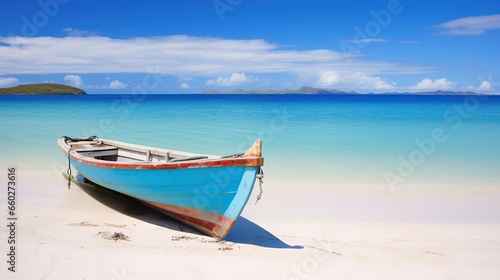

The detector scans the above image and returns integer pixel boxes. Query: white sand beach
[2,170,500,280]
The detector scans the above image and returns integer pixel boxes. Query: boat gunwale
[57,137,264,170]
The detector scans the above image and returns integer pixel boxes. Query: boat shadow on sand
[225,217,303,249]
[69,174,302,249]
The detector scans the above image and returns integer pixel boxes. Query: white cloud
[479,80,494,91]
[180,82,190,89]
[465,85,476,91]
[86,84,108,89]
[434,14,500,35]
[317,71,395,91]
[63,27,98,37]
[63,76,126,90]
[0,35,438,92]
[206,73,256,87]
[409,78,455,90]
[352,73,396,90]
[64,75,83,87]
[0,77,19,87]
[318,71,340,86]
[464,81,495,92]
[0,35,430,79]
[108,80,127,89]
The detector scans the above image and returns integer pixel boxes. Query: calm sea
[1,94,499,196]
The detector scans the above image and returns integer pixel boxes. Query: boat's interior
[68,140,218,163]
[62,137,261,163]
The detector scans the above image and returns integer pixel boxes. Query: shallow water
[1,94,499,197]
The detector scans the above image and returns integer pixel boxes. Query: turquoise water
[1,94,499,194]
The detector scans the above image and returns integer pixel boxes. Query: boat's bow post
[242,139,265,204]
[243,139,262,157]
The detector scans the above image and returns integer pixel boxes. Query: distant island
[202,86,356,95]
[0,83,86,95]
[203,86,485,95]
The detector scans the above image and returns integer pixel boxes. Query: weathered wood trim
[58,137,264,170]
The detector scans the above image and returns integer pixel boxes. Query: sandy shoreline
[2,171,500,279]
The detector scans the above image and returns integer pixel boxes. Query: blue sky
[0,0,499,93]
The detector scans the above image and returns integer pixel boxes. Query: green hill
[0,83,86,94]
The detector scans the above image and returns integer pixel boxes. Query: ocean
[1,94,499,199]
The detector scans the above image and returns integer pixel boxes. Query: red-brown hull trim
[140,200,236,239]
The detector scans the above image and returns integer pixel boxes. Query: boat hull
[69,154,260,238]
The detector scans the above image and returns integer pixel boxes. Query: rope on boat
[62,135,98,188]
[67,148,73,189]
[220,153,243,159]
[62,135,97,144]
[255,167,264,204]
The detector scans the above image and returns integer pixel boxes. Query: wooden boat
[57,136,264,239]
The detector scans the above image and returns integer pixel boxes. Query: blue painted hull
[72,160,259,220]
